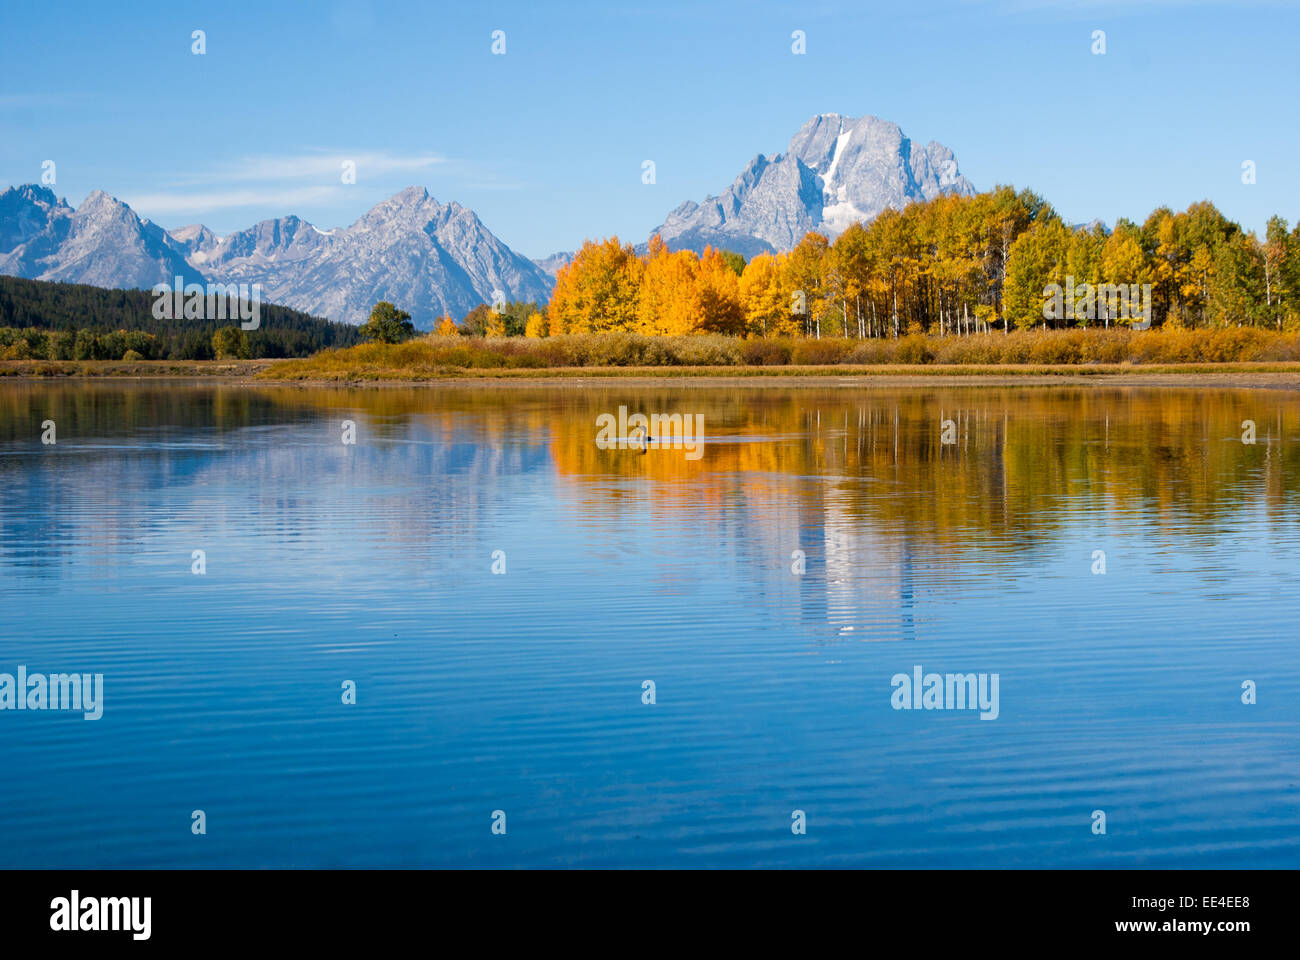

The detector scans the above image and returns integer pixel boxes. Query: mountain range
[0,113,973,326]
[0,184,207,290]
[0,184,553,328]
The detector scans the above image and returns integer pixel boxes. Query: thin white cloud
[121,150,520,223]
[175,151,445,185]
[123,150,448,219]
[122,185,341,216]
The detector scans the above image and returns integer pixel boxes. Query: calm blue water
[1,381,1297,867]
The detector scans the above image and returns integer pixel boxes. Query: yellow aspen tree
[638,235,700,335]
[547,237,644,333]
[783,233,830,336]
[739,253,786,336]
[524,311,549,338]
[1098,227,1149,328]
[695,247,745,335]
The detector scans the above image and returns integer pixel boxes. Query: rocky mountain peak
[648,113,974,256]
[0,184,73,252]
[0,184,203,289]
[76,190,133,219]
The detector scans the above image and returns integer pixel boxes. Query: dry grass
[259,328,1300,381]
[11,330,1300,381]
[0,359,274,378]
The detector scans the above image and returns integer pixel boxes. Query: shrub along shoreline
[255,328,1300,380]
[7,329,1300,381]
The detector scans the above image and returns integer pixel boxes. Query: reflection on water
[1,381,1297,867]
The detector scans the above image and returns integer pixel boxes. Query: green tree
[461,303,493,336]
[1004,220,1069,330]
[1208,232,1265,328]
[359,301,416,344]
[1263,216,1291,327]
[211,326,250,359]
[463,300,542,337]
[718,250,747,277]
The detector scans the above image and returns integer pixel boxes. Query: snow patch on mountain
[648,113,975,255]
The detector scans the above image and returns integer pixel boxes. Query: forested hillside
[0,275,361,360]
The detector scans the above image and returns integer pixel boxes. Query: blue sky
[2,0,1297,258]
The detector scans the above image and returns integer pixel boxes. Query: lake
[1,380,1297,868]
